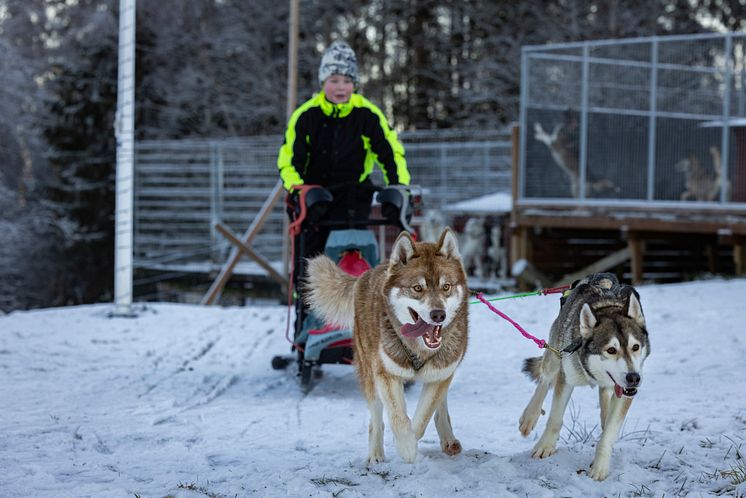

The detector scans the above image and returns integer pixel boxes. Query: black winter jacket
[277,92,410,190]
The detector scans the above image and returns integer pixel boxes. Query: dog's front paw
[519,409,540,437]
[530,438,557,459]
[396,430,418,464]
[589,461,610,481]
[441,438,462,456]
[367,449,385,465]
[589,453,611,480]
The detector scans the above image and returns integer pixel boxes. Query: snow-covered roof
[442,192,512,214]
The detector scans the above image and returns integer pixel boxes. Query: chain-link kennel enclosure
[519,32,746,205]
[512,33,746,285]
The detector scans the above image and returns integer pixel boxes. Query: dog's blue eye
[413,285,423,292]
[607,347,617,355]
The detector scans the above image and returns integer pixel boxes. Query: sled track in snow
[138,321,225,398]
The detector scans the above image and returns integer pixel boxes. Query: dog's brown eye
[412,284,423,292]
[607,347,617,355]
[442,283,451,291]
[632,344,640,352]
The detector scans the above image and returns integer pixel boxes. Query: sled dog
[676,146,730,201]
[305,228,469,464]
[419,209,447,243]
[460,217,486,278]
[487,224,507,280]
[534,120,617,197]
[518,273,650,481]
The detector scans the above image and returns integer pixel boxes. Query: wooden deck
[510,207,746,285]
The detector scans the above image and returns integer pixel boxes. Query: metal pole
[578,43,590,201]
[518,49,529,201]
[646,38,658,201]
[210,142,217,258]
[721,34,733,203]
[281,0,299,278]
[209,142,226,260]
[286,0,299,120]
[113,0,136,316]
[439,143,446,209]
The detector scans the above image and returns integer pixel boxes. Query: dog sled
[271,182,418,391]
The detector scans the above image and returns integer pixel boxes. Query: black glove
[379,185,410,223]
[381,202,399,222]
[285,191,298,219]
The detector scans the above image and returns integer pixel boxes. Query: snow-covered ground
[2,278,745,497]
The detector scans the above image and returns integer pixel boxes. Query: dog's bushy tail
[522,356,543,383]
[304,255,357,329]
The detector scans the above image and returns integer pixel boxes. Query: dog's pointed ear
[389,231,416,268]
[437,227,461,260]
[579,303,597,339]
[627,292,645,328]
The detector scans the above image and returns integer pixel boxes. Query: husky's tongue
[401,319,442,349]
[401,318,432,338]
[613,383,638,398]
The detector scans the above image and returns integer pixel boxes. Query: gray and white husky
[518,273,650,481]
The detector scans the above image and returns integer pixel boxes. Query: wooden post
[509,221,533,269]
[704,240,718,274]
[509,125,523,270]
[627,234,645,284]
[282,0,300,278]
[734,235,746,276]
[286,0,299,120]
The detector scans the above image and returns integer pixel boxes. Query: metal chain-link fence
[133,128,512,281]
[520,32,746,205]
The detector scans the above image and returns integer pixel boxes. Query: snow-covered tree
[39,0,119,305]
[0,0,735,310]
[133,0,290,138]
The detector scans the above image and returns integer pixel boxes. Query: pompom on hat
[318,41,358,86]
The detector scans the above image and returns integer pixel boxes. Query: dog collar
[398,336,428,371]
[561,337,584,354]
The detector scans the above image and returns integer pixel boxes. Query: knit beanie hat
[318,41,358,86]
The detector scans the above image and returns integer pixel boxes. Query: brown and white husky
[305,228,469,464]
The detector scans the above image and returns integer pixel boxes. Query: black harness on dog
[398,338,429,371]
[561,337,584,354]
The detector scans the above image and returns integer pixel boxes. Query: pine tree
[42,1,119,304]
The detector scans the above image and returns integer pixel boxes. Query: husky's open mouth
[608,372,638,398]
[400,308,442,349]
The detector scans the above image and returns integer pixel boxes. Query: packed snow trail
[1,280,745,497]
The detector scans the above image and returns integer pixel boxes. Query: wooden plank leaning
[555,247,632,287]
[200,180,286,305]
[213,222,288,287]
